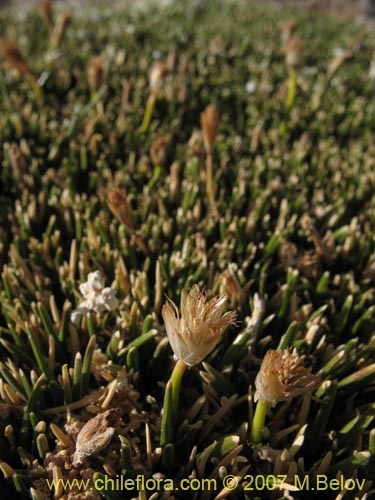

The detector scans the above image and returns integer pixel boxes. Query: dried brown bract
[73,408,121,465]
[255,349,320,406]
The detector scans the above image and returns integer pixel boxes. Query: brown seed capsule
[150,137,167,167]
[200,105,220,154]
[73,409,121,465]
[278,241,298,269]
[284,36,304,71]
[0,39,29,75]
[280,18,297,47]
[39,0,54,27]
[87,55,105,92]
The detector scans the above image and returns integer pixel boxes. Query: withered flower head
[0,39,28,75]
[280,18,297,46]
[222,264,245,306]
[327,49,352,79]
[200,104,220,154]
[73,409,121,465]
[87,55,105,92]
[278,241,298,269]
[254,349,319,406]
[284,37,304,71]
[370,50,375,81]
[51,11,72,48]
[149,61,169,95]
[107,188,133,229]
[162,284,237,366]
[150,137,167,167]
[39,0,54,27]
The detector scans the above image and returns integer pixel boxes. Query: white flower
[126,25,135,34]
[79,271,105,296]
[71,271,119,324]
[245,81,257,94]
[162,284,237,366]
[332,47,346,58]
[149,61,169,94]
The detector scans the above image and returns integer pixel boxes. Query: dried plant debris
[0,1,375,499]
[73,408,121,465]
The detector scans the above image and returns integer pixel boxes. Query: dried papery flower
[284,37,304,72]
[150,137,167,167]
[149,61,169,96]
[51,11,72,48]
[87,55,105,93]
[162,284,237,367]
[280,18,297,47]
[107,188,133,229]
[200,104,220,155]
[71,270,119,324]
[39,0,54,27]
[250,348,319,444]
[254,349,320,406]
[160,285,236,447]
[73,409,121,465]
